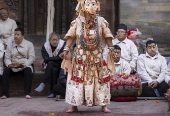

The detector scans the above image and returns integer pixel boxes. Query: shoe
[35,83,45,92]
[0,96,7,99]
[55,95,59,101]
[59,95,65,99]
[55,95,65,101]
[25,95,32,99]
[47,94,56,98]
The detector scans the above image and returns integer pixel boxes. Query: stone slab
[0,97,169,116]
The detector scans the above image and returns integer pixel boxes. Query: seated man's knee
[3,67,11,74]
[58,69,67,87]
[52,67,58,73]
[47,61,54,66]
[160,81,169,90]
[24,67,32,72]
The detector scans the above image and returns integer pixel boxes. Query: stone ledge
[0,72,51,97]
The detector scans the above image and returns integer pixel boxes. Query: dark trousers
[53,69,67,96]
[2,67,33,97]
[140,81,169,97]
[42,61,61,92]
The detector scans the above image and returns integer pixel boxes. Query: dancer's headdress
[76,0,100,13]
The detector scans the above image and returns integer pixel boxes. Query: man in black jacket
[35,32,65,98]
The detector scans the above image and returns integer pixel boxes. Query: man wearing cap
[112,24,138,74]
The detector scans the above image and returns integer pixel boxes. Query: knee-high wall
[120,0,170,43]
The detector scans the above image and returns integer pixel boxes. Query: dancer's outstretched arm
[105,37,113,47]
[63,37,75,58]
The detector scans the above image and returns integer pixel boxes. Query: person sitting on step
[53,69,67,101]
[0,28,35,99]
[0,8,17,46]
[112,45,131,75]
[137,40,169,97]
[35,32,65,98]
[112,24,139,74]
[0,42,4,80]
[164,63,170,87]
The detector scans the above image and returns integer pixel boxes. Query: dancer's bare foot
[66,106,78,113]
[102,106,111,113]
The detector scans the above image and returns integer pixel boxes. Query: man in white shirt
[165,64,170,87]
[0,28,35,99]
[0,8,17,45]
[112,24,138,74]
[0,42,4,77]
[113,45,131,75]
[137,40,168,97]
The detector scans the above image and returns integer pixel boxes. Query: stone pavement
[0,97,170,116]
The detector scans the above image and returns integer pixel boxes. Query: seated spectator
[0,42,4,79]
[165,64,170,87]
[53,69,67,100]
[137,40,169,97]
[0,8,17,46]
[112,24,138,74]
[113,45,131,75]
[0,28,35,99]
[35,32,65,98]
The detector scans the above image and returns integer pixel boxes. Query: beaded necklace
[80,16,100,51]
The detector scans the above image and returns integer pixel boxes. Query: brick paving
[0,97,169,116]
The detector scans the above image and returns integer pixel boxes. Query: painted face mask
[84,0,98,14]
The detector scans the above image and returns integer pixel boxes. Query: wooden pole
[46,0,55,41]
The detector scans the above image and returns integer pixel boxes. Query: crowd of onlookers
[106,24,170,97]
[0,8,67,99]
[0,7,170,100]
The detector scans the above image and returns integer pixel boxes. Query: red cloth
[110,75,140,88]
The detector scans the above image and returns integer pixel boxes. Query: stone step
[24,34,66,47]
[0,73,51,97]
[22,35,46,73]
[159,47,170,51]
[137,97,165,100]
[158,48,170,55]
[157,44,169,48]
[24,35,46,47]
[160,52,170,57]
[157,45,170,56]
[154,38,170,44]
